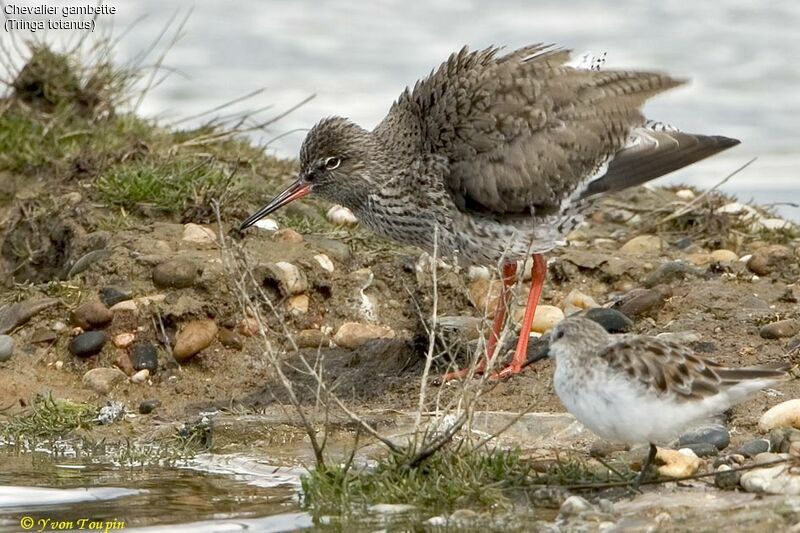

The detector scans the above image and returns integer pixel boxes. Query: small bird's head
[546,317,610,360]
[239,117,374,231]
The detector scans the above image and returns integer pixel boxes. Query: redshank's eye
[324,157,341,170]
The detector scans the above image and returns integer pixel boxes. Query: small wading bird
[240,44,740,382]
[547,317,790,488]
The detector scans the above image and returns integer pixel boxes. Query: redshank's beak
[239,179,311,231]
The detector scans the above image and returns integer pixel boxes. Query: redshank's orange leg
[437,262,517,383]
[492,254,547,380]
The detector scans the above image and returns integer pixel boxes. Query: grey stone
[0,335,14,362]
[130,343,159,373]
[152,259,200,289]
[583,308,633,333]
[69,331,108,357]
[678,424,730,450]
[736,439,771,458]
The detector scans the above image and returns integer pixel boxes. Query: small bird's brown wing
[600,337,790,401]
[375,45,683,215]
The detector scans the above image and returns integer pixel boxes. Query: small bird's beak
[239,179,311,231]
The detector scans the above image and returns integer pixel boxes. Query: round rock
[218,328,243,350]
[583,308,633,333]
[173,319,218,361]
[620,234,666,254]
[82,367,126,394]
[656,448,701,478]
[736,439,771,458]
[0,335,14,362]
[678,424,730,451]
[760,400,800,432]
[333,322,395,349]
[99,286,132,307]
[152,259,200,289]
[130,343,159,373]
[71,300,113,329]
[69,331,108,357]
[139,399,161,414]
[760,319,799,340]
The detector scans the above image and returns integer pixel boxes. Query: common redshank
[239,44,740,382]
[547,317,788,488]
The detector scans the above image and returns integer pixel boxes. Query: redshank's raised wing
[599,336,789,401]
[374,45,692,215]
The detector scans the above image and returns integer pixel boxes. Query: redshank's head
[239,117,374,231]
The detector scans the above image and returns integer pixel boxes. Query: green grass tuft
[0,395,98,439]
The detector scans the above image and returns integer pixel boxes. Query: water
[0,450,312,532]
[4,1,799,217]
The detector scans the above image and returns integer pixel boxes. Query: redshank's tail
[578,127,740,201]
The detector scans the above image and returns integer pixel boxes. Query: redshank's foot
[433,364,486,386]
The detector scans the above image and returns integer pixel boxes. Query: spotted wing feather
[599,337,788,401]
[375,45,683,216]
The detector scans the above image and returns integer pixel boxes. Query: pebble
[71,300,113,329]
[525,305,564,333]
[99,286,132,307]
[682,442,719,457]
[29,328,57,344]
[678,424,730,451]
[644,261,703,288]
[326,204,358,225]
[52,321,67,332]
[367,503,416,514]
[561,289,599,316]
[295,329,330,349]
[768,428,800,453]
[710,249,739,264]
[114,351,134,376]
[467,278,502,316]
[130,343,159,373]
[583,308,633,333]
[758,218,792,230]
[759,319,799,340]
[82,367,126,394]
[656,448,701,478]
[109,300,138,312]
[558,495,593,519]
[287,294,309,316]
[736,438,771,457]
[759,400,800,431]
[152,259,200,289]
[218,328,243,350]
[0,335,14,362]
[676,189,696,200]
[268,262,308,296]
[173,320,218,361]
[139,399,161,414]
[182,223,217,244]
[746,244,792,276]
[112,332,136,348]
[272,228,304,243]
[307,236,351,263]
[313,254,335,273]
[589,440,628,458]
[619,234,666,254]
[656,331,702,344]
[253,218,279,231]
[333,322,395,349]
[0,297,59,334]
[615,288,669,319]
[237,317,260,337]
[740,453,799,494]
[131,369,150,384]
[69,331,108,357]
[718,202,758,217]
[715,464,742,490]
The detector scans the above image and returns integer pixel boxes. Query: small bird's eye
[553,330,565,341]
[324,157,341,170]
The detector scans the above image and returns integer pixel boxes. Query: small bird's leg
[436,262,517,383]
[632,443,658,492]
[493,254,546,380]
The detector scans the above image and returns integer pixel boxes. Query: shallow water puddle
[0,448,312,532]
